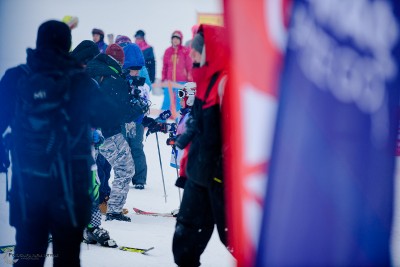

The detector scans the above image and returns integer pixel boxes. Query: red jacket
[184,24,228,187]
[162,43,192,82]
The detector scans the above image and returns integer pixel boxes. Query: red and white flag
[223,0,292,266]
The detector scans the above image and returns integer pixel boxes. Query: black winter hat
[70,40,100,64]
[134,30,145,38]
[92,28,105,37]
[36,20,71,53]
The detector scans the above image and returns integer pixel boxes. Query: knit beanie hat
[70,40,100,64]
[106,44,125,65]
[115,35,132,47]
[134,30,145,39]
[36,20,71,53]
[191,33,204,54]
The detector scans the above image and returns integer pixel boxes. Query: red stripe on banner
[223,0,292,266]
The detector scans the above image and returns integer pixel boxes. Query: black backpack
[12,64,75,178]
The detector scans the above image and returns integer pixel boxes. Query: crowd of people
[0,19,229,267]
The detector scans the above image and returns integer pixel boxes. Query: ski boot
[105,212,131,222]
[134,184,145,190]
[83,227,117,248]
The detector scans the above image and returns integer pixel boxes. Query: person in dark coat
[172,24,229,267]
[0,20,116,267]
[70,40,117,247]
[92,28,108,53]
[122,42,151,190]
[86,44,136,222]
[134,30,156,83]
[71,40,112,211]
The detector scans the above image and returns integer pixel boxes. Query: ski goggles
[178,89,186,98]
[178,89,195,98]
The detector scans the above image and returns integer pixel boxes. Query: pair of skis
[82,241,154,254]
[1,243,154,256]
[133,207,176,218]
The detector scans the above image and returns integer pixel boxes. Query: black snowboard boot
[105,212,131,222]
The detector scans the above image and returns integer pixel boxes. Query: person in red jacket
[172,24,229,267]
[161,30,192,118]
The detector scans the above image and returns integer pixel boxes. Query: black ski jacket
[86,53,136,138]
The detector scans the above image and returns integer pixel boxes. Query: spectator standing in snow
[115,36,151,190]
[70,40,117,247]
[86,44,136,222]
[161,30,192,118]
[134,30,156,84]
[0,20,118,266]
[92,28,108,53]
[172,25,229,267]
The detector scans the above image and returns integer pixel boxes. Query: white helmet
[180,82,197,106]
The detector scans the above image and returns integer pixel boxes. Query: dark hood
[86,53,122,78]
[26,48,82,72]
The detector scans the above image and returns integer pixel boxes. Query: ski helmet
[179,82,196,107]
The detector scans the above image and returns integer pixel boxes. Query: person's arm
[139,66,152,90]
[175,115,197,149]
[0,67,22,135]
[147,47,156,83]
[0,67,22,172]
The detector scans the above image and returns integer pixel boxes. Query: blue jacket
[139,66,152,90]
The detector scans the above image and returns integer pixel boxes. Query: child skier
[168,82,197,189]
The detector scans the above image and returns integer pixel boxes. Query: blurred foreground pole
[257,0,400,266]
[223,0,292,266]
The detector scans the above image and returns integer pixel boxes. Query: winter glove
[148,123,168,135]
[141,116,157,128]
[0,137,10,173]
[124,122,136,139]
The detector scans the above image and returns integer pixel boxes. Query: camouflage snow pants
[99,133,135,213]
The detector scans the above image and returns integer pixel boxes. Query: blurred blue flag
[257,0,400,266]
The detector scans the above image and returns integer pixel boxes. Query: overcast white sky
[0,0,222,77]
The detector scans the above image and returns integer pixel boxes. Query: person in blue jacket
[119,40,151,190]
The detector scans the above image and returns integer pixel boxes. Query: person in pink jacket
[161,30,192,118]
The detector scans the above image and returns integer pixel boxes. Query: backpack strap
[202,72,220,105]
[18,64,32,75]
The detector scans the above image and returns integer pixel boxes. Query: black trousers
[172,179,227,267]
[96,153,112,202]
[10,161,91,267]
[126,123,147,185]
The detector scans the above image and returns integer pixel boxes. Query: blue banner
[257,0,400,266]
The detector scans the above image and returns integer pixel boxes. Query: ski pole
[155,132,167,203]
[172,145,182,203]
[5,171,9,202]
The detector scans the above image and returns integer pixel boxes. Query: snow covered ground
[0,94,236,267]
